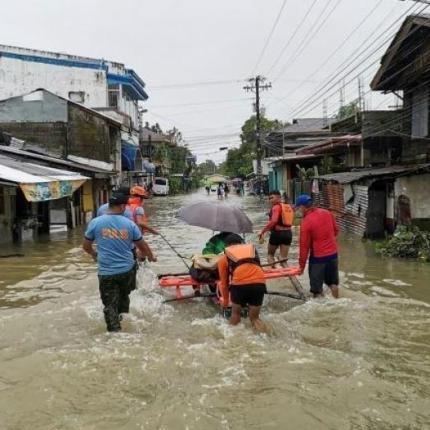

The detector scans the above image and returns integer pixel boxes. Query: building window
[68,91,85,103]
[108,84,120,108]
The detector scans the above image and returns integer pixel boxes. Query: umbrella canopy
[177,201,253,234]
[205,174,228,184]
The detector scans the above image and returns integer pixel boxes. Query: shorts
[269,229,292,246]
[229,283,267,307]
[309,259,339,294]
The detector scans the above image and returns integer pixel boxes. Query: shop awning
[0,154,89,202]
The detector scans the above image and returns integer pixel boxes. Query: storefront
[0,154,88,243]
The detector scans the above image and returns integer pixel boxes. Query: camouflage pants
[98,265,137,332]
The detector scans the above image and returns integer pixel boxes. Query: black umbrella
[177,201,253,234]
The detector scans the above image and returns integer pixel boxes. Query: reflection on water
[0,191,429,429]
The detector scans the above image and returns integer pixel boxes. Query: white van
[153,177,169,196]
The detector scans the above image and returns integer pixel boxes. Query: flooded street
[1,191,430,430]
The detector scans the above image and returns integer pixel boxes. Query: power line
[288,3,427,119]
[265,0,320,76]
[149,97,252,109]
[252,0,289,75]
[150,78,246,90]
[285,2,422,118]
[289,37,430,138]
[267,0,384,107]
[273,0,344,83]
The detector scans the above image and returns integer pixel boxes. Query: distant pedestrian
[83,192,157,332]
[224,183,230,198]
[258,190,294,267]
[295,194,340,299]
[205,185,210,195]
[217,183,224,200]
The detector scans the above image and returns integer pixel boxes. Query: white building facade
[0,44,148,148]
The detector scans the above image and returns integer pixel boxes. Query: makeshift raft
[159,266,305,311]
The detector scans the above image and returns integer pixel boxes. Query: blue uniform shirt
[97,203,144,220]
[85,214,143,276]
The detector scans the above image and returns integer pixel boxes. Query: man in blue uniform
[83,192,156,332]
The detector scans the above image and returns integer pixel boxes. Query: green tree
[196,159,217,176]
[337,100,360,120]
[221,115,283,178]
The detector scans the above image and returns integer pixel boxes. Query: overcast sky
[1,0,420,163]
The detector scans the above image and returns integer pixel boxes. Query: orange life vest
[270,203,294,227]
[225,244,261,277]
[127,197,149,229]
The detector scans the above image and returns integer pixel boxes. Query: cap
[130,185,148,198]
[109,192,129,205]
[116,186,130,196]
[295,194,313,207]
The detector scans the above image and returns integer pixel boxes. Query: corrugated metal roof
[318,164,430,184]
[278,118,337,133]
[0,154,89,183]
[297,134,361,155]
[0,145,114,174]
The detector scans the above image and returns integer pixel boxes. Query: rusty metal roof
[318,164,430,184]
[297,134,361,155]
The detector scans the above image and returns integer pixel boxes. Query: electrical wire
[149,97,252,109]
[269,1,419,114]
[265,0,320,76]
[252,0,289,75]
[286,2,424,118]
[150,78,246,90]
[288,4,428,119]
[289,45,430,140]
[273,0,344,83]
[267,0,385,109]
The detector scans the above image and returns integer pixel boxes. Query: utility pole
[322,99,328,128]
[243,76,272,189]
[358,76,365,112]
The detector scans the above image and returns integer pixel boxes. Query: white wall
[0,56,108,108]
[395,174,430,218]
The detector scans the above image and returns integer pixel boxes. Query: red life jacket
[225,244,261,278]
[270,203,294,227]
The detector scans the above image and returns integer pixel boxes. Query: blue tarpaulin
[121,140,138,171]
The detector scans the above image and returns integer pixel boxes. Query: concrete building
[0,44,148,151]
[0,90,122,237]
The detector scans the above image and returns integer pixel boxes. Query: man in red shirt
[258,191,294,267]
[296,194,340,298]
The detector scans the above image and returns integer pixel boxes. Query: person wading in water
[83,192,156,332]
[127,186,159,236]
[217,235,268,333]
[295,194,340,299]
[258,190,294,267]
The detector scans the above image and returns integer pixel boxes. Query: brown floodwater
[0,191,429,429]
